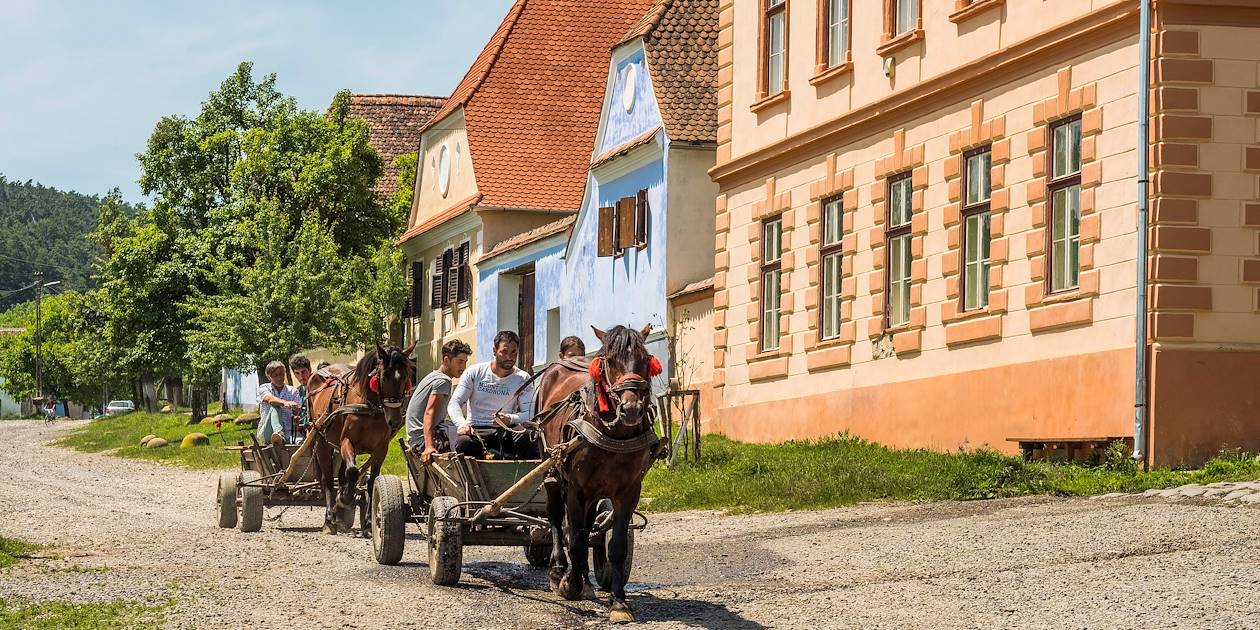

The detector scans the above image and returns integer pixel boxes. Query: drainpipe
[1133,0,1152,465]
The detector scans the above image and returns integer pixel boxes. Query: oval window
[438,143,451,197]
[621,64,637,113]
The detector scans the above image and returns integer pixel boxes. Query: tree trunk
[189,386,208,425]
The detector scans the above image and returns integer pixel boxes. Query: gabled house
[398,0,660,370]
[558,0,719,407]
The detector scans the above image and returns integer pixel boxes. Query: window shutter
[429,261,443,309]
[617,196,636,250]
[635,189,649,249]
[597,206,615,257]
[445,247,460,306]
[410,261,424,318]
[457,242,471,302]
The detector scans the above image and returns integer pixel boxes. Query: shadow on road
[462,562,766,629]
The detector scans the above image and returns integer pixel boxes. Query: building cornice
[708,1,1139,189]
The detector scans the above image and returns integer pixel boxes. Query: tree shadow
[629,590,767,629]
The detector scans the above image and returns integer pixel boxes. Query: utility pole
[34,271,43,402]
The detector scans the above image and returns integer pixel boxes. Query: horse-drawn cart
[214,435,364,534]
[369,437,641,588]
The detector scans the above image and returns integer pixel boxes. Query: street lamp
[31,273,61,403]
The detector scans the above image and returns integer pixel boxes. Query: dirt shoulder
[2,420,1258,629]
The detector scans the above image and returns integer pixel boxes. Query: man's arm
[447,368,474,428]
[422,394,446,457]
[501,378,535,424]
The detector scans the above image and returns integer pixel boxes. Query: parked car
[104,400,137,416]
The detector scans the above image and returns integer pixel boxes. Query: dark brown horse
[307,343,414,534]
[537,324,660,623]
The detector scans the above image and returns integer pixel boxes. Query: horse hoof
[559,577,584,601]
[609,609,634,624]
[582,582,596,598]
[549,577,562,594]
[321,525,335,535]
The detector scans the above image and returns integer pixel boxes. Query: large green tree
[93,62,405,417]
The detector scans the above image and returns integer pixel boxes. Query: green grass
[0,598,167,629]
[0,537,41,569]
[639,434,1260,513]
[55,411,412,474]
[59,415,1260,513]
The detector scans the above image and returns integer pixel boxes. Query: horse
[536,324,662,624]
[306,343,414,534]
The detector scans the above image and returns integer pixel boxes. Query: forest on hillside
[0,176,137,311]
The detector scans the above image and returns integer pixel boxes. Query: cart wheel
[523,543,552,568]
[238,471,264,533]
[428,495,462,586]
[372,475,406,565]
[216,473,238,529]
[591,500,634,592]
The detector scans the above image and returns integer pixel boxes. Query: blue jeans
[256,406,291,444]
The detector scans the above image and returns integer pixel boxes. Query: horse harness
[306,363,413,452]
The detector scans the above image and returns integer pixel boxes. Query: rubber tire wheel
[523,543,552,568]
[238,471,264,533]
[372,475,406,565]
[428,496,463,586]
[216,472,238,529]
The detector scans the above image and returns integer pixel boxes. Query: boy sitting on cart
[446,330,540,460]
[405,339,472,463]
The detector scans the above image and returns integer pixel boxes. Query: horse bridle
[371,360,413,410]
[593,356,654,429]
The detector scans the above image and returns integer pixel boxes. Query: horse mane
[351,351,379,400]
[598,325,648,370]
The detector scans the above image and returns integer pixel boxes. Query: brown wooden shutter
[429,258,444,309]
[635,188,649,249]
[617,196,636,250]
[597,206,615,257]
[444,247,460,306]
[410,260,424,317]
[456,241,471,302]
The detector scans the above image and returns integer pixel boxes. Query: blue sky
[0,0,515,204]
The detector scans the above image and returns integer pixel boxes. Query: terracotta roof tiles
[421,0,660,212]
[345,94,446,198]
[631,0,719,144]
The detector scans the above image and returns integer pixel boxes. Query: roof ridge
[419,0,529,134]
[620,0,674,46]
[350,93,447,100]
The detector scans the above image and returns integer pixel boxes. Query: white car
[104,400,136,416]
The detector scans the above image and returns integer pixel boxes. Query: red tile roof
[479,215,576,264]
[345,94,446,199]
[397,193,482,244]
[421,0,660,212]
[590,126,661,170]
[623,0,719,143]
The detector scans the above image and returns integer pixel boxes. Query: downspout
[1133,0,1152,466]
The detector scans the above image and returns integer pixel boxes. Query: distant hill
[0,176,137,310]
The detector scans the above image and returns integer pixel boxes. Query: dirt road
[2,420,1259,629]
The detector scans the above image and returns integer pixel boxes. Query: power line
[0,251,81,275]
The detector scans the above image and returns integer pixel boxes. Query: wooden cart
[371,437,640,588]
[213,435,358,533]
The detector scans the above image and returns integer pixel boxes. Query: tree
[0,291,123,408]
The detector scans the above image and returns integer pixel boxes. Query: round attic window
[621,64,638,113]
[437,143,451,197]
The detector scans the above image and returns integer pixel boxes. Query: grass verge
[55,411,411,475]
[57,415,1260,513]
[0,598,167,629]
[640,434,1260,513]
[0,537,40,568]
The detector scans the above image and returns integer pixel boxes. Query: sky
[0,0,516,205]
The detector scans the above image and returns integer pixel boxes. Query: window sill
[750,90,791,114]
[949,0,1005,24]
[809,63,853,87]
[748,347,790,363]
[945,302,1005,324]
[876,29,925,58]
[1040,286,1095,306]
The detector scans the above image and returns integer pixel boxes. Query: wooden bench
[1006,436,1133,464]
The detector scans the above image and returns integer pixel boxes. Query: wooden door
[518,271,535,374]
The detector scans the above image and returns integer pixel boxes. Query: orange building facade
[709,0,1260,467]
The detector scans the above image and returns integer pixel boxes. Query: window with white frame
[764,0,787,95]
[1049,117,1082,293]
[824,0,849,69]
[962,147,992,310]
[886,174,912,327]
[761,216,783,351]
[820,197,843,339]
[894,0,919,37]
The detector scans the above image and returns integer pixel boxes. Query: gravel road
[2,420,1259,629]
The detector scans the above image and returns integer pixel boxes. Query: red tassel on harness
[588,358,612,413]
[369,375,380,393]
[647,355,663,378]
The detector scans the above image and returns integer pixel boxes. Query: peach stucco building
[709,0,1260,467]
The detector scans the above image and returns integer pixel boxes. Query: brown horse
[536,324,660,623]
[307,343,414,534]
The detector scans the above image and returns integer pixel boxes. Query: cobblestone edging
[1092,481,1260,504]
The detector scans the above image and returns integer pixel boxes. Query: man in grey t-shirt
[405,339,471,463]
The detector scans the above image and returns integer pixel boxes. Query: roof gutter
[1133,0,1151,467]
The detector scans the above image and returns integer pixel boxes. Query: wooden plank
[597,206,615,257]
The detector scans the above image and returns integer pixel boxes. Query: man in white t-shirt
[447,330,539,459]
